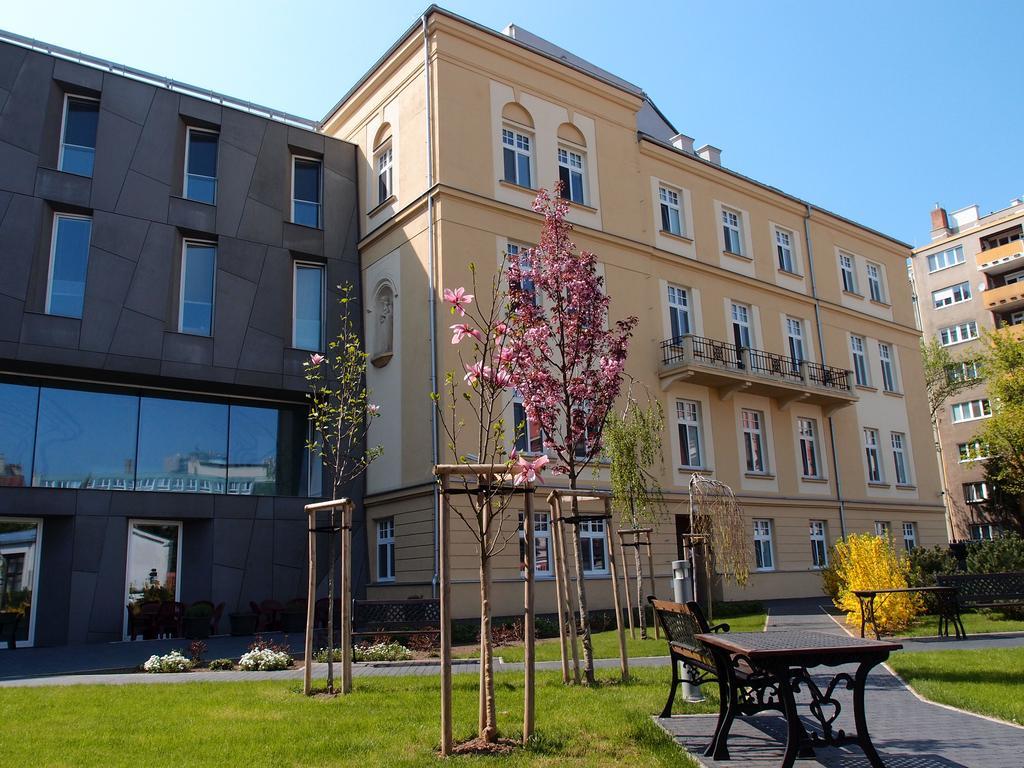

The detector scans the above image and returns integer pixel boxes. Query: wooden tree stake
[603,497,629,682]
[523,489,536,742]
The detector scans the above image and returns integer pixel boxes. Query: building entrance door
[0,519,42,648]
[124,520,182,639]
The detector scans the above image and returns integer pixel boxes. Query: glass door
[124,520,181,639]
[0,519,42,648]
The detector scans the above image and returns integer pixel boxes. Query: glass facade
[0,383,38,488]
[136,398,228,493]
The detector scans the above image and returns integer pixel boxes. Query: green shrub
[908,545,958,586]
[534,617,559,639]
[352,642,412,662]
[208,658,234,671]
[452,622,477,645]
[966,532,1024,574]
[313,647,343,662]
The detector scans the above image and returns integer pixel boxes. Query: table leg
[772,665,803,768]
[853,658,886,768]
[858,596,867,638]
[706,649,737,760]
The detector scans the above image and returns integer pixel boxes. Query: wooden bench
[937,572,1024,632]
[352,598,440,643]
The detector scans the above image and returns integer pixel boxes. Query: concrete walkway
[657,598,1024,768]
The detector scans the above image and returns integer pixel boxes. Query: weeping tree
[688,474,750,621]
[305,283,383,694]
[604,387,665,638]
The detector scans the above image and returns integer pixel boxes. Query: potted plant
[182,603,213,639]
[229,610,258,636]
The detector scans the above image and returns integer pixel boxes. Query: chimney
[670,133,695,154]
[696,144,722,166]
[930,204,951,240]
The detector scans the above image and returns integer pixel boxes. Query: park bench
[937,572,1024,631]
[352,598,440,644]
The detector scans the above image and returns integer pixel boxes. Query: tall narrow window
[753,519,774,570]
[891,432,909,485]
[659,186,683,235]
[731,302,752,350]
[786,317,805,364]
[376,517,395,581]
[46,214,92,318]
[184,128,218,204]
[866,263,884,302]
[742,409,766,474]
[676,399,703,468]
[850,335,869,386]
[667,285,691,339]
[518,511,552,576]
[502,128,532,188]
[879,343,897,392]
[864,428,883,483]
[508,243,538,306]
[776,227,795,272]
[376,144,393,204]
[874,520,891,538]
[809,520,828,568]
[180,241,216,336]
[902,522,917,551]
[293,263,324,351]
[579,518,607,574]
[722,207,743,254]
[292,157,321,228]
[839,253,857,293]
[798,417,820,478]
[513,392,544,454]
[60,95,99,177]
[557,147,586,204]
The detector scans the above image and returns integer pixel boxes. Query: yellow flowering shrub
[829,533,921,635]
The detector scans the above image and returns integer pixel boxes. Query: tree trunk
[569,494,596,685]
[479,554,498,742]
[633,543,647,639]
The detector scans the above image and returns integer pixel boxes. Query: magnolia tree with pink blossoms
[435,266,547,745]
[506,188,637,685]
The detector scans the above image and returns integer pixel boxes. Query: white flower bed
[143,650,193,673]
[353,642,413,662]
[238,646,292,671]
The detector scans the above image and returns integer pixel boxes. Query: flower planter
[182,615,211,640]
[229,612,258,636]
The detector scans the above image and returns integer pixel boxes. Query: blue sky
[4,0,1021,245]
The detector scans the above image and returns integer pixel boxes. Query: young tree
[507,189,637,684]
[688,474,750,621]
[604,387,665,638]
[435,262,547,745]
[978,329,1024,499]
[305,283,383,694]
[921,339,977,423]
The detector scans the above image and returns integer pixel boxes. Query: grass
[900,610,1024,638]
[889,648,1024,725]
[0,668,714,767]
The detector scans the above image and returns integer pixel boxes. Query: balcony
[976,240,1024,274]
[982,282,1024,313]
[995,322,1024,341]
[659,335,857,412]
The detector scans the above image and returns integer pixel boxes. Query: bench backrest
[937,572,1024,605]
[648,597,715,669]
[352,599,440,629]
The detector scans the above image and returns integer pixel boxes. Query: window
[731,302,752,350]
[667,285,691,339]
[184,128,218,204]
[46,214,92,318]
[864,428,883,483]
[676,400,703,468]
[579,518,607,574]
[963,482,989,504]
[867,263,884,302]
[292,157,321,228]
[722,207,743,255]
[947,360,981,384]
[228,405,308,496]
[742,409,767,474]
[59,95,99,176]
[891,432,909,485]
[879,343,898,392]
[513,393,544,454]
[753,519,774,570]
[902,522,917,552]
[518,512,552,576]
[798,418,820,478]
[786,317,805,364]
[839,253,857,293]
[776,227,795,272]
[377,517,395,581]
[874,521,891,538]
[809,520,828,568]
[508,243,538,306]
[850,335,869,386]
[293,263,324,351]
[0,383,39,486]
[970,524,997,540]
[375,143,393,204]
[501,127,532,188]
[927,245,965,273]
[938,321,979,346]
[179,241,216,336]
[557,147,586,204]
[137,397,227,493]
[950,399,991,423]
[659,186,683,235]
[125,521,181,615]
[957,440,989,463]
[932,281,971,309]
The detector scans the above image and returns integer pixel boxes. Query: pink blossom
[492,368,513,388]
[450,323,483,345]
[308,353,326,366]
[367,403,381,415]
[513,454,549,486]
[463,362,486,384]
[443,287,474,316]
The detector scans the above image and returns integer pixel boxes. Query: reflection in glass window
[47,215,92,318]
[33,388,138,489]
[185,128,218,204]
[292,158,322,227]
[125,521,180,607]
[0,384,39,488]
[60,96,99,176]
[180,242,216,336]
[293,263,324,351]
[136,398,228,493]
[0,520,42,644]
[229,405,306,496]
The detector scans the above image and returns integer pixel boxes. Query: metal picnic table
[853,586,964,639]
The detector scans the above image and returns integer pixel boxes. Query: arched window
[500,103,534,189]
[556,123,587,205]
[373,123,393,206]
[370,281,395,367]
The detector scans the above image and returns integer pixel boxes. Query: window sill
[722,249,751,261]
[286,220,323,232]
[867,482,891,489]
[745,472,776,480]
[172,194,215,209]
[896,484,917,491]
[498,179,538,194]
[855,384,877,393]
[801,477,829,484]
[882,389,904,398]
[659,229,693,244]
[375,578,396,585]
[869,298,892,309]
[565,198,598,214]
[777,267,804,279]
[755,568,776,573]
[367,195,397,218]
[679,466,713,474]
[842,289,864,299]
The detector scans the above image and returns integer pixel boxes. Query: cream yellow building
[320,8,946,617]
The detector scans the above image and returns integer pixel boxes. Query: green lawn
[900,610,1024,638]
[0,668,713,767]
[889,648,1024,725]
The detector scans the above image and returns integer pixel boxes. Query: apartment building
[0,34,360,646]
[322,8,945,614]
[909,199,1024,541]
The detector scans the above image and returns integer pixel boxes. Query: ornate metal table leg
[771,664,803,768]
[853,657,886,768]
[707,648,737,760]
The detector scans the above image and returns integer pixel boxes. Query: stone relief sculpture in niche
[370,281,395,367]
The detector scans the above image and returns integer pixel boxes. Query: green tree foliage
[907,545,958,586]
[921,339,978,423]
[979,330,1024,498]
[965,531,1024,574]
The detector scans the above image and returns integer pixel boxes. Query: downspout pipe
[423,13,440,598]
[804,205,848,538]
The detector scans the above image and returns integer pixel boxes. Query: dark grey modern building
[0,33,362,647]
